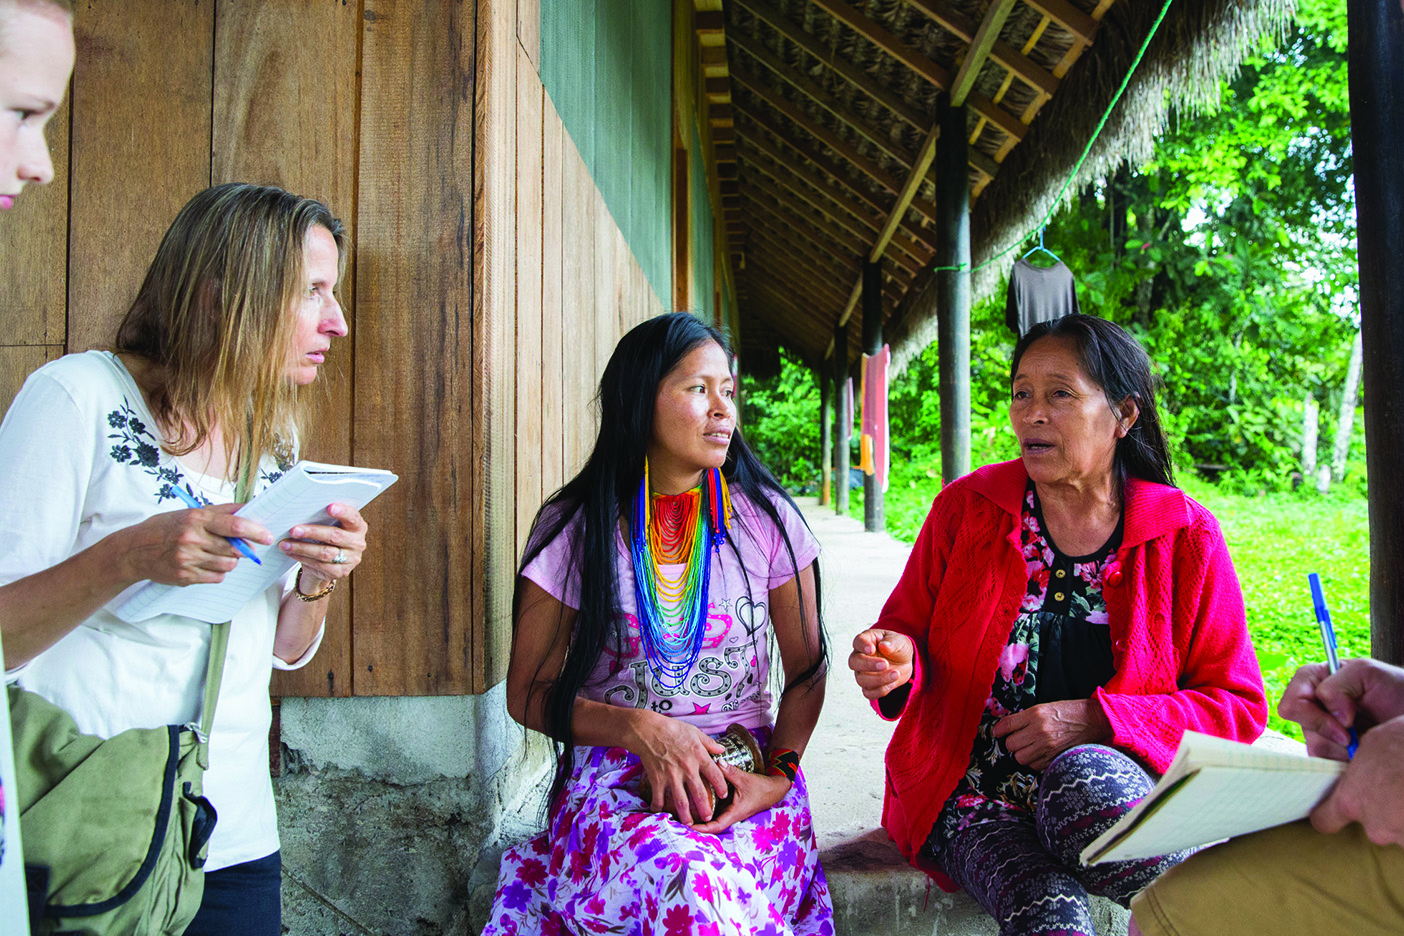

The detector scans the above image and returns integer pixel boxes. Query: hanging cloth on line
[860,345,890,494]
[1005,258,1081,337]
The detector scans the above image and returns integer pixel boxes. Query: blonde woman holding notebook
[0,183,369,935]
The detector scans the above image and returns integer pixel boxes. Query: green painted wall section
[541,0,672,306]
[690,122,715,317]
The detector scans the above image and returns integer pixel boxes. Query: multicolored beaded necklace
[630,459,733,690]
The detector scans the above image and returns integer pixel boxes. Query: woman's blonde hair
[115,183,346,484]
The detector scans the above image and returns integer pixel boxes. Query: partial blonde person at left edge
[0,0,73,211]
[0,183,368,936]
[0,0,72,928]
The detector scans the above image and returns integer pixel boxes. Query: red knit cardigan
[872,459,1268,888]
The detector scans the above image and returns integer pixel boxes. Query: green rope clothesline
[933,0,1179,276]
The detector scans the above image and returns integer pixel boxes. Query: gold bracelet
[294,567,337,602]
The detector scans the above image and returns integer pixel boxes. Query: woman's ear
[1116,396,1141,438]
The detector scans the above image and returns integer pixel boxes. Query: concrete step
[820,830,1129,936]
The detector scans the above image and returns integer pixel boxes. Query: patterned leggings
[935,745,1189,936]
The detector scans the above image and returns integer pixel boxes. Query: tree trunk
[1332,330,1365,480]
[1302,392,1319,485]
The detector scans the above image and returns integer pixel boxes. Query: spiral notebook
[1079,731,1345,865]
[114,460,398,624]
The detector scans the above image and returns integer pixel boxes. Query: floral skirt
[481,730,834,936]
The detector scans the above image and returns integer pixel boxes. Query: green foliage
[740,350,822,488]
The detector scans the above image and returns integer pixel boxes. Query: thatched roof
[701,0,1292,378]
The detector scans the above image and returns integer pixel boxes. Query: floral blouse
[929,482,1122,850]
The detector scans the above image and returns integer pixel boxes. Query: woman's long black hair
[516,312,827,808]
[1010,313,1175,489]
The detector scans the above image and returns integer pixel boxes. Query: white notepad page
[114,461,398,624]
[1080,731,1345,865]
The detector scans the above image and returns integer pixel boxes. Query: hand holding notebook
[1079,731,1344,865]
[114,460,398,623]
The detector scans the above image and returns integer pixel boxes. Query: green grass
[840,463,1371,741]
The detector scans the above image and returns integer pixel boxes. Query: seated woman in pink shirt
[483,312,833,935]
[849,314,1267,936]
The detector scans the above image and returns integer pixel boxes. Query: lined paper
[1080,731,1345,864]
[115,461,398,624]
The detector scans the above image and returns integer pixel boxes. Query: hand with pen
[116,500,276,588]
[1278,658,1404,848]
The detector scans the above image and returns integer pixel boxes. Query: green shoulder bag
[10,620,229,935]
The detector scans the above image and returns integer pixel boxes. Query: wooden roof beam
[740,197,867,272]
[739,161,924,276]
[739,136,935,264]
[736,108,939,242]
[901,0,1058,98]
[744,211,863,277]
[741,185,871,258]
[735,104,890,215]
[808,0,952,89]
[950,0,1019,107]
[734,0,929,132]
[729,31,920,170]
[745,210,910,300]
[740,152,885,250]
[870,121,939,266]
[733,68,906,197]
[1021,0,1097,47]
[748,250,854,309]
[746,276,840,333]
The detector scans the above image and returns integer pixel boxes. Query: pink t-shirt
[522,490,821,735]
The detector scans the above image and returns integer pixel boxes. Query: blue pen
[1308,572,1357,758]
[168,485,262,565]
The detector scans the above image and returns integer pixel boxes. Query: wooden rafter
[736,106,891,215]
[802,0,1024,153]
[808,0,951,87]
[735,0,928,132]
[729,31,919,170]
[733,68,906,198]
[741,185,872,260]
[741,153,925,275]
[749,250,853,309]
[901,0,1058,97]
[738,155,932,272]
[741,195,866,270]
[732,92,943,226]
[746,276,839,332]
[739,130,936,260]
[1023,0,1097,47]
[950,0,1020,107]
[745,212,865,277]
[741,188,915,294]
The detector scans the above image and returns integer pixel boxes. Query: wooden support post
[1349,0,1404,664]
[862,261,884,532]
[833,322,850,517]
[819,369,832,506]
[935,101,971,484]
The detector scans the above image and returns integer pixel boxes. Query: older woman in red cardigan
[850,314,1267,936]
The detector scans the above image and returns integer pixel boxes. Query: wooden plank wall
[0,0,663,696]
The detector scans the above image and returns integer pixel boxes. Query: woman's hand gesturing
[279,502,369,586]
[849,628,915,699]
[631,711,728,826]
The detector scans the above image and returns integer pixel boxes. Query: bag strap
[195,455,253,770]
[196,621,231,770]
